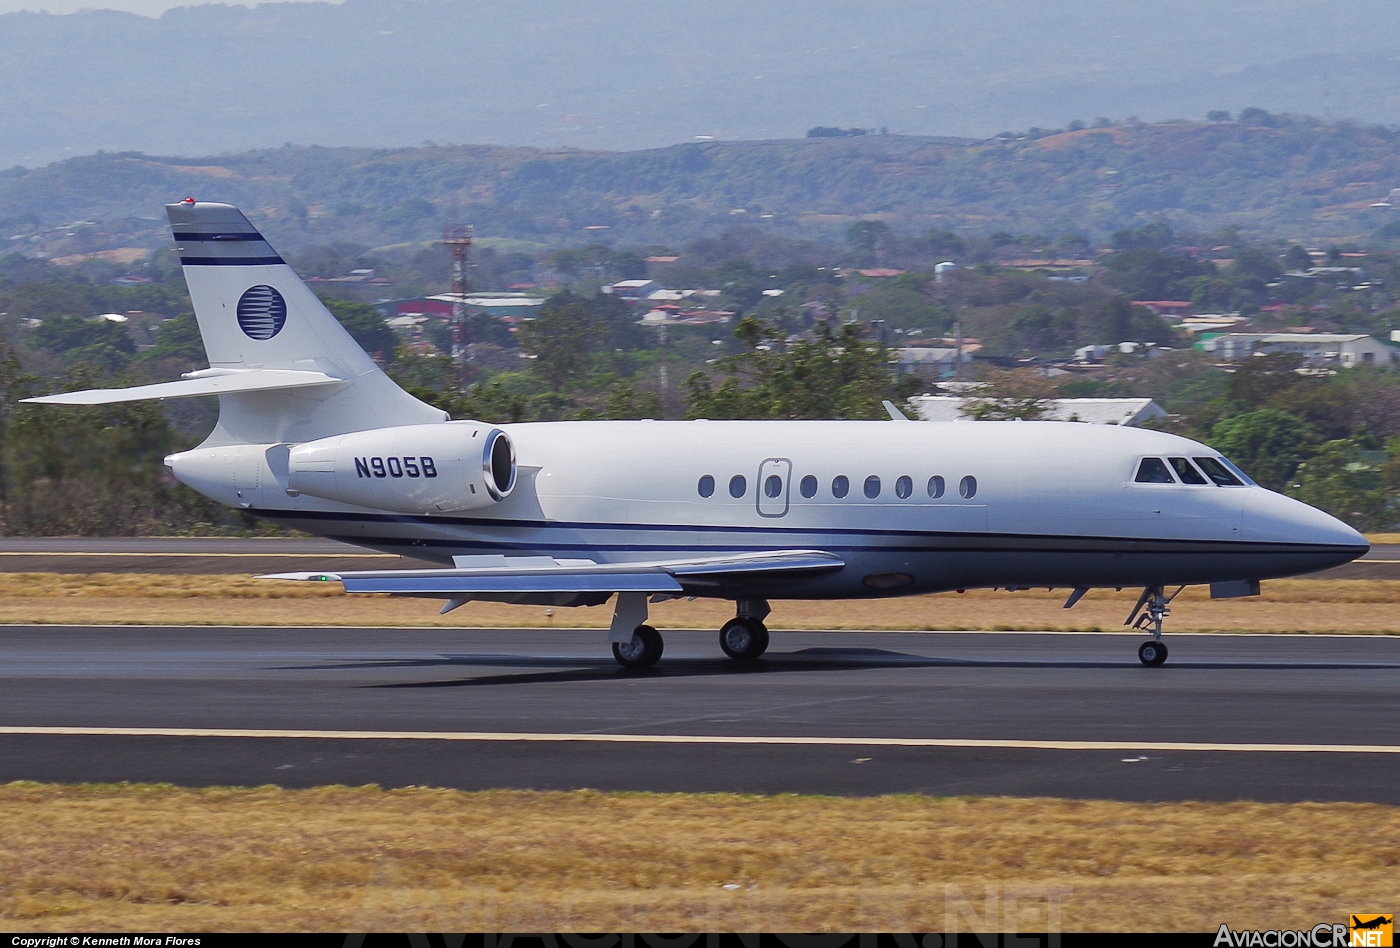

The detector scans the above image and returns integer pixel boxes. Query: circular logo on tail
[236,285,287,340]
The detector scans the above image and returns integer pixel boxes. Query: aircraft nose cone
[1241,488,1368,571]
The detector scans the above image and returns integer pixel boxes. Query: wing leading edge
[21,368,346,405]
[262,549,845,597]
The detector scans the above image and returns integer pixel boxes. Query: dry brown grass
[3,573,1400,633]
[0,784,1395,931]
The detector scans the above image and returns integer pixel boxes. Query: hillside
[3,0,1400,168]
[4,119,1400,254]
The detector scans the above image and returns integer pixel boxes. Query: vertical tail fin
[167,200,445,445]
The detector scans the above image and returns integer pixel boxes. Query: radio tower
[443,224,474,385]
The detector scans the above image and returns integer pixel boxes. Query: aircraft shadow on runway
[272,646,1400,689]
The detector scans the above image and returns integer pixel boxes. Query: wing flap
[260,549,843,597]
[22,369,346,405]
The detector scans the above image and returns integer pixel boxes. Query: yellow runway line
[2,725,1398,754]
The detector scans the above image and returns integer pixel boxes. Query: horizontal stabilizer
[21,368,346,405]
[261,549,844,597]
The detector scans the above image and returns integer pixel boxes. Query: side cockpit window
[1168,457,1209,485]
[1194,456,1246,486]
[1134,457,1175,484]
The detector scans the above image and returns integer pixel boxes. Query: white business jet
[25,201,1369,667]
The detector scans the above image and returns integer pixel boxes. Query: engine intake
[287,421,515,513]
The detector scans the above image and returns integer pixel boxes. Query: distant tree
[1111,221,1174,251]
[713,259,768,313]
[1103,249,1213,300]
[1286,439,1392,531]
[607,250,649,281]
[845,220,892,265]
[1067,119,1086,132]
[923,229,968,259]
[1237,107,1277,127]
[515,290,640,393]
[0,252,55,286]
[1084,296,1175,346]
[603,380,663,419]
[684,318,902,420]
[1232,246,1283,282]
[1190,277,1234,312]
[963,370,1060,420]
[140,312,205,365]
[1206,110,1232,122]
[452,378,532,424]
[26,315,134,372]
[546,244,610,280]
[1222,353,1308,411]
[544,244,645,283]
[1209,409,1317,490]
[319,297,397,360]
[1284,245,1312,272]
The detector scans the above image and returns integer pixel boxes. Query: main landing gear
[1125,584,1183,667]
[720,599,771,661]
[612,624,664,669]
[608,594,773,669]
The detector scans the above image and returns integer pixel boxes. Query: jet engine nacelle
[287,421,516,513]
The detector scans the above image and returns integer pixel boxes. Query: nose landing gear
[1137,638,1168,667]
[1126,585,1183,666]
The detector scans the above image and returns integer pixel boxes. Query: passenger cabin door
[756,458,791,517]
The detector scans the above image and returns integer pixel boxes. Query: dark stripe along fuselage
[252,507,1364,598]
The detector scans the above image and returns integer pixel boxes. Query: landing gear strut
[720,598,770,661]
[1125,584,1182,666]
[609,592,664,669]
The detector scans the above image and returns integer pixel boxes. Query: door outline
[756,458,792,517]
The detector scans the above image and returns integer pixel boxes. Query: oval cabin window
[959,475,977,499]
[799,475,818,498]
[697,475,715,497]
[832,475,849,498]
[864,475,881,499]
[895,475,912,499]
[928,475,945,499]
[729,474,747,498]
[764,474,783,498]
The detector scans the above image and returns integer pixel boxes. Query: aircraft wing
[21,368,346,405]
[261,549,845,596]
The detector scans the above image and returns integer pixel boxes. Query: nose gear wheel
[1126,585,1183,666]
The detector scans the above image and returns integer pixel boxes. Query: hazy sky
[0,0,337,14]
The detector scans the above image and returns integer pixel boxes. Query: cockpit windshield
[1134,457,1175,484]
[1168,457,1209,484]
[1193,456,1247,486]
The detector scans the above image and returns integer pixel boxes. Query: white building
[909,395,1169,426]
[891,346,977,378]
[602,279,660,300]
[1201,333,1399,367]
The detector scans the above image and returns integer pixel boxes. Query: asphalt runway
[0,537,439,574]
[0,625,1396,802]
[0,537,1394,578]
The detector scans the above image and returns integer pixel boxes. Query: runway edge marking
[1,726,1398,754]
